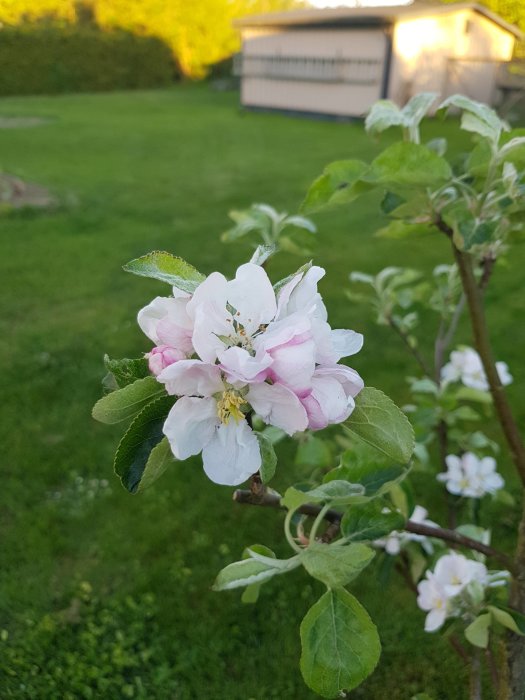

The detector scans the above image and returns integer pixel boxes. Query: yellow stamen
[217,390,246,425]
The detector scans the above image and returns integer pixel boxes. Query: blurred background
[1,1,524,698]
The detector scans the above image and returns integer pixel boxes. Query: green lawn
[1,85,524,699]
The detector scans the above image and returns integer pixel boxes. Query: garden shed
[234,2,523,118]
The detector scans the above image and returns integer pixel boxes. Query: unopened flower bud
[147,345,185,376]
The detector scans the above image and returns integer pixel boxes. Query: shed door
[241,28,387,117]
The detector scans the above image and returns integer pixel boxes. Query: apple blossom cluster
[375,505,438,555]
[417,552,509,632]
[441,346,512,391]
[437,453,504,499]
[137,263,364,485]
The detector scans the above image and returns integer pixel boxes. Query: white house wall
[389,9,515,107]
[240,28,387,117]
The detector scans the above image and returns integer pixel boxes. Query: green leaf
[123,251,205,293]
[455,387,492,405]
[426,137,447,156]
[278,235,311,257]
[341,502,405,542]
[295,435,332,468]
[464,613,492,649]
[137,437,175,492]
[332,457,408,498]
[114,395,174,493]
[300,588,381,698]
[300,160,369,214]
[281,481,365,511]
[401,92,438,126]
[304,480,366,506]
[241,544,276,604]
[92,376,165,425]
[365,99,405,135]
[250,243,276,266]
[285,215,317,233]
[366,94,437,139]
[362,142,452,189]
[212,554,300,591]
[451,214,498,251]
[241,585,260,604]
[281,486,309,511]
[300,542,375,588]
[103,354,150,389]
[439,94,509,144]
[375,220,437,239]
[488,606,525,635]
[466,140,492,177]
[273,261,312,296]
[344,387,415,464]
[256,432,277,484]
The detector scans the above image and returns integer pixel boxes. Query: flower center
[217,390,246,424]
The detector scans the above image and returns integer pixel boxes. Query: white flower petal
[158,360,224,397]
[192,301,233,363]
[330,329,364,360]
[186,271,228,320]
[277,265,326,319]
[268,338,316,395]
[163,396,218,460]
[202,419,261,485]
[411,505,429,523]
[219,346,272,384]
[496,361,513,386]
[138,296,192,351]
[385,535,401,555]
[258,312,311,351]
[227,263,276,335]
[247,382,308,435]
[315,364,364,399]
[425,608,447,632]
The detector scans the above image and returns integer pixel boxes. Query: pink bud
[147,345,185,376]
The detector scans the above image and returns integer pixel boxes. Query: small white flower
[441,346,512,391]
[417,573,450,632]
[418,552,510,634]
[433,552,487,597]
[375,505,438,555]
[437,452,504,499]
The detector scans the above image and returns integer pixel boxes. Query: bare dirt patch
[0,174,56,209]
[0,116,54,129]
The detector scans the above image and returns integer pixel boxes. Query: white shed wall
[388,9,515,107]
[240,28,387,117]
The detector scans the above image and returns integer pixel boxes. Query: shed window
[234,54,383,85]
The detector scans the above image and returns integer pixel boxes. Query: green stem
[284,507,302,554]
[309,504,330,543]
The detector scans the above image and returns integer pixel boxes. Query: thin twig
[470,649,483,700]
[387,315,433,377]
[443,231,525,487]
[395,561,418,594]
[232,489,513,569]
[486,645,500,696]
[449,634,471,665]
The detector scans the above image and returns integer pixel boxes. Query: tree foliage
[0,0,304,78]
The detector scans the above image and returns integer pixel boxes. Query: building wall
[388,9,515,107]
[240,27,387,117]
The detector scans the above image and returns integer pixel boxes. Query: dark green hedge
[0,25,177,95]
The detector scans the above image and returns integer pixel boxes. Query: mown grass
[1,85,523,699]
